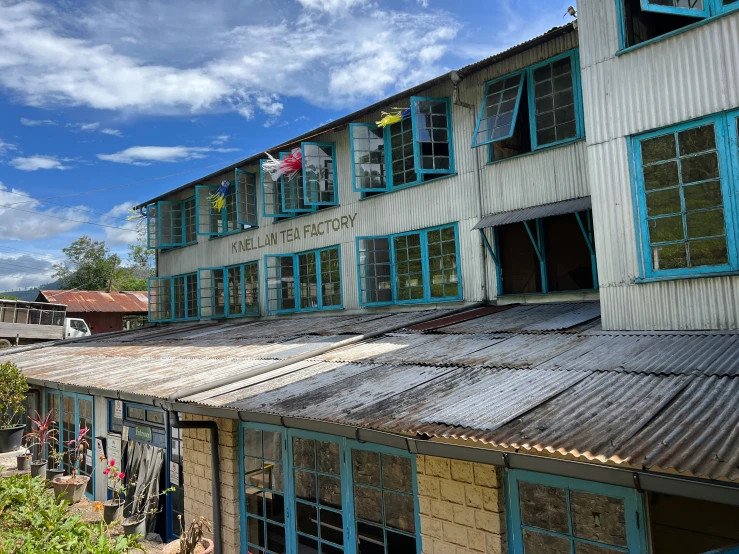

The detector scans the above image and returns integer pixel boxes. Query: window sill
[616,7,739,57]
[635,269,739,284]
[160,241,197,253]
[486,138,585,166]
[358,173,457,201]
[272,204,341,223]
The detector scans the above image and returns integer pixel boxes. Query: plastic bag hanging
[208,180,231,211]
[263,147,302,181]
[376,107,411,128]
[127,207,145,221]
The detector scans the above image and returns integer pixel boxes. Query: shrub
[0,361,28,429]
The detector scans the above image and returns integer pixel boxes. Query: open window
[173,273,198,320]
[619,0,738,48]
[472,50,583,161]
[351,96,454,194]
[302,142,337,206]
[235,168,258,228]
[148,276,172,322]
[196,184,240,236]
[147,197,197,249]
[265,246,342,314]
[198,262,259,318]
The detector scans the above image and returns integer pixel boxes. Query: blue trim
[640,0,709,17]
[410,96,455,175]
[235,168,258,227]
[506,469,647,554]
[280,151,314,214]
[301,142,339,206]
[356,222,463,308]
[629,111,739,280]
[471,70,526,148]
[146,203,158,249]
[261,159,284,219]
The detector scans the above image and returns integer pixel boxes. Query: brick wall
[417,455,506,554]
[181,414,241,554]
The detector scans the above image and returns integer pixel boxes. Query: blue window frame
[302,142,338,206]
[148,273,199,322]
[198,262,259,318]
[473,50,584,161]
[196,183,241,236]
[239,423,421,554]
[281,152,314,214]
[236,168,258,228]
[357,223,462,307]
[630,111,739,280]
[350,96,455,194]
[46,390,95,500]
[146,203,158,249]
[506,469,647,554]
[265,246,342,314]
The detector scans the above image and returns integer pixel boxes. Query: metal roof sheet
[473,197,592,230]
[38,290,148,313]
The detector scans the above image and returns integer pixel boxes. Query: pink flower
[109,460,115,467]
[103,469,110,475]
[118,472,125,479]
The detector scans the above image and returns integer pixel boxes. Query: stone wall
[417,455,506,554]
[181,414,241,554]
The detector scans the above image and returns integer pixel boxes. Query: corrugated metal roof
[38,290,148,313]
[473,197,592,229]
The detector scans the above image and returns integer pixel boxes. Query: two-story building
[4,3,739,553]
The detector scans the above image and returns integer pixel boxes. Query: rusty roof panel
[39,290,148,313]
[406,305,516,332]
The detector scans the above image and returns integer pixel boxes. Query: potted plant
[100,457,127,524]
[51,427,90,504]
[16,444,31,471]
[0,362,28,453]
[163,516,213,554]
[23,409,58,479]
[46,447,65,482]
[121,483,175,537]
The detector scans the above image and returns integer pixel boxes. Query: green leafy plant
[49,446,65,469]
[0,361,28,429]
[23,410,59,460]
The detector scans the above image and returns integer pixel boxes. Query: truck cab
[65,318,91,338]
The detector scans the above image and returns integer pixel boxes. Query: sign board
[113,400,123,420]
[95,438,105,461]
[85,450,92,469]
[106,434,122,490]
[169,461,180,487]
[121,425,131,441]
[135,425,152,443]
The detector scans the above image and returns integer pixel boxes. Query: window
[240,425,420,554]
[265,247,342,314]
[471,50,583,161]
[196,168,258,236]
[199,262,259,318]
[631,113,739,279]
[146,197,197,249]
[350,96,454,194]
[148,273,199,322]
[357,224,461,307]
[489,211,597,295]
[507,469,646,553]
[617,0,739,49]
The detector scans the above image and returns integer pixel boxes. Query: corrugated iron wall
[579,0,739,330]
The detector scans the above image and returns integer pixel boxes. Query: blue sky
[0,0,575,291]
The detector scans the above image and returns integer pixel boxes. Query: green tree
[53,236,121,291]
[0,362,28,429]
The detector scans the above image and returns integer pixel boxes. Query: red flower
[109,460,115,467]
[103,469,110,475]
[118,472,125,479]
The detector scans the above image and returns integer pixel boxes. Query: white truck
[0,298,91,348]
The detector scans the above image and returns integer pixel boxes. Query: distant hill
[0,280,61,302]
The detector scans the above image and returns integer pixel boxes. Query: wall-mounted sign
[106,434,122,490]
[121,425,131,441]
[231,213,357,254]
[134,425,153,443]
[113,400,123,420]
[170,461,180,487]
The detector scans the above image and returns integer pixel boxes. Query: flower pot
[30,459,47,478]
[0,424,25,453]
[16,454,31,471]
[163,538,214,554]
[122,514,147,537]
[52,475,90,504]
[46,467,65,485]
[102,500,124,524]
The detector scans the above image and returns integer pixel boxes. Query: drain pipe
[168,411,222,554]
[451,71,489,302]
[168,302,485,403]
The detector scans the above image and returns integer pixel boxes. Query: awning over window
[473,196,591,230]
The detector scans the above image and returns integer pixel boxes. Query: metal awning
[473,197,592,230]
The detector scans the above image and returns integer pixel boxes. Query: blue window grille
[302,142,338,206]
[506,469,647,554]
[261,159,287,219]
[148,276,174,322]
[630,111,739,280]
[281,152,315,214]
[147,197,197,249]
[265,246,343,314]
[357,223,462,307]
[46,390,95,500]
[198,261,259,318]
[472,49,584,158]
[640,0,710,17]
[148,273,200,322]
[239,423,421,554]
[350,97,455,194]
[146,203,158,249]
[235,168,258,227]
[195,184,241,236]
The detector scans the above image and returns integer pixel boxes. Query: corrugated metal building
[6,4,739,553]
[36,290,149,334]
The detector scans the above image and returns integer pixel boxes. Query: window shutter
[235,168,258,227]
[350,123,389,192]
[472,72,525,148]
[302,142,338,206]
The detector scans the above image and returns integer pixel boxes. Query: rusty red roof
[37,290,148,313]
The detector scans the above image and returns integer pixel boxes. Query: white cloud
[0,139,18,156]
[97,145,239,166]
[212,134,229,145]
[101,128,123,136]
[0,1,461,118]
[20,117,57,126]
[8,155,71,171]
[100,201,139,245]
[79,122,100,131]
[0,254,56,291]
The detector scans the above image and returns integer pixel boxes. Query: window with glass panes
[196,183,241,236]
[357,224,461,307]
[173,273,198,320]
[351,126,386,192]
[170,427,185,538]
[199,262,258,318]
[389,118,418,187]
[240,425,420,554]
[148,277,173,322]
[184,197,197,243]
[507,470,646,554]
[631,111,739,278]
[266,247,342,314]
